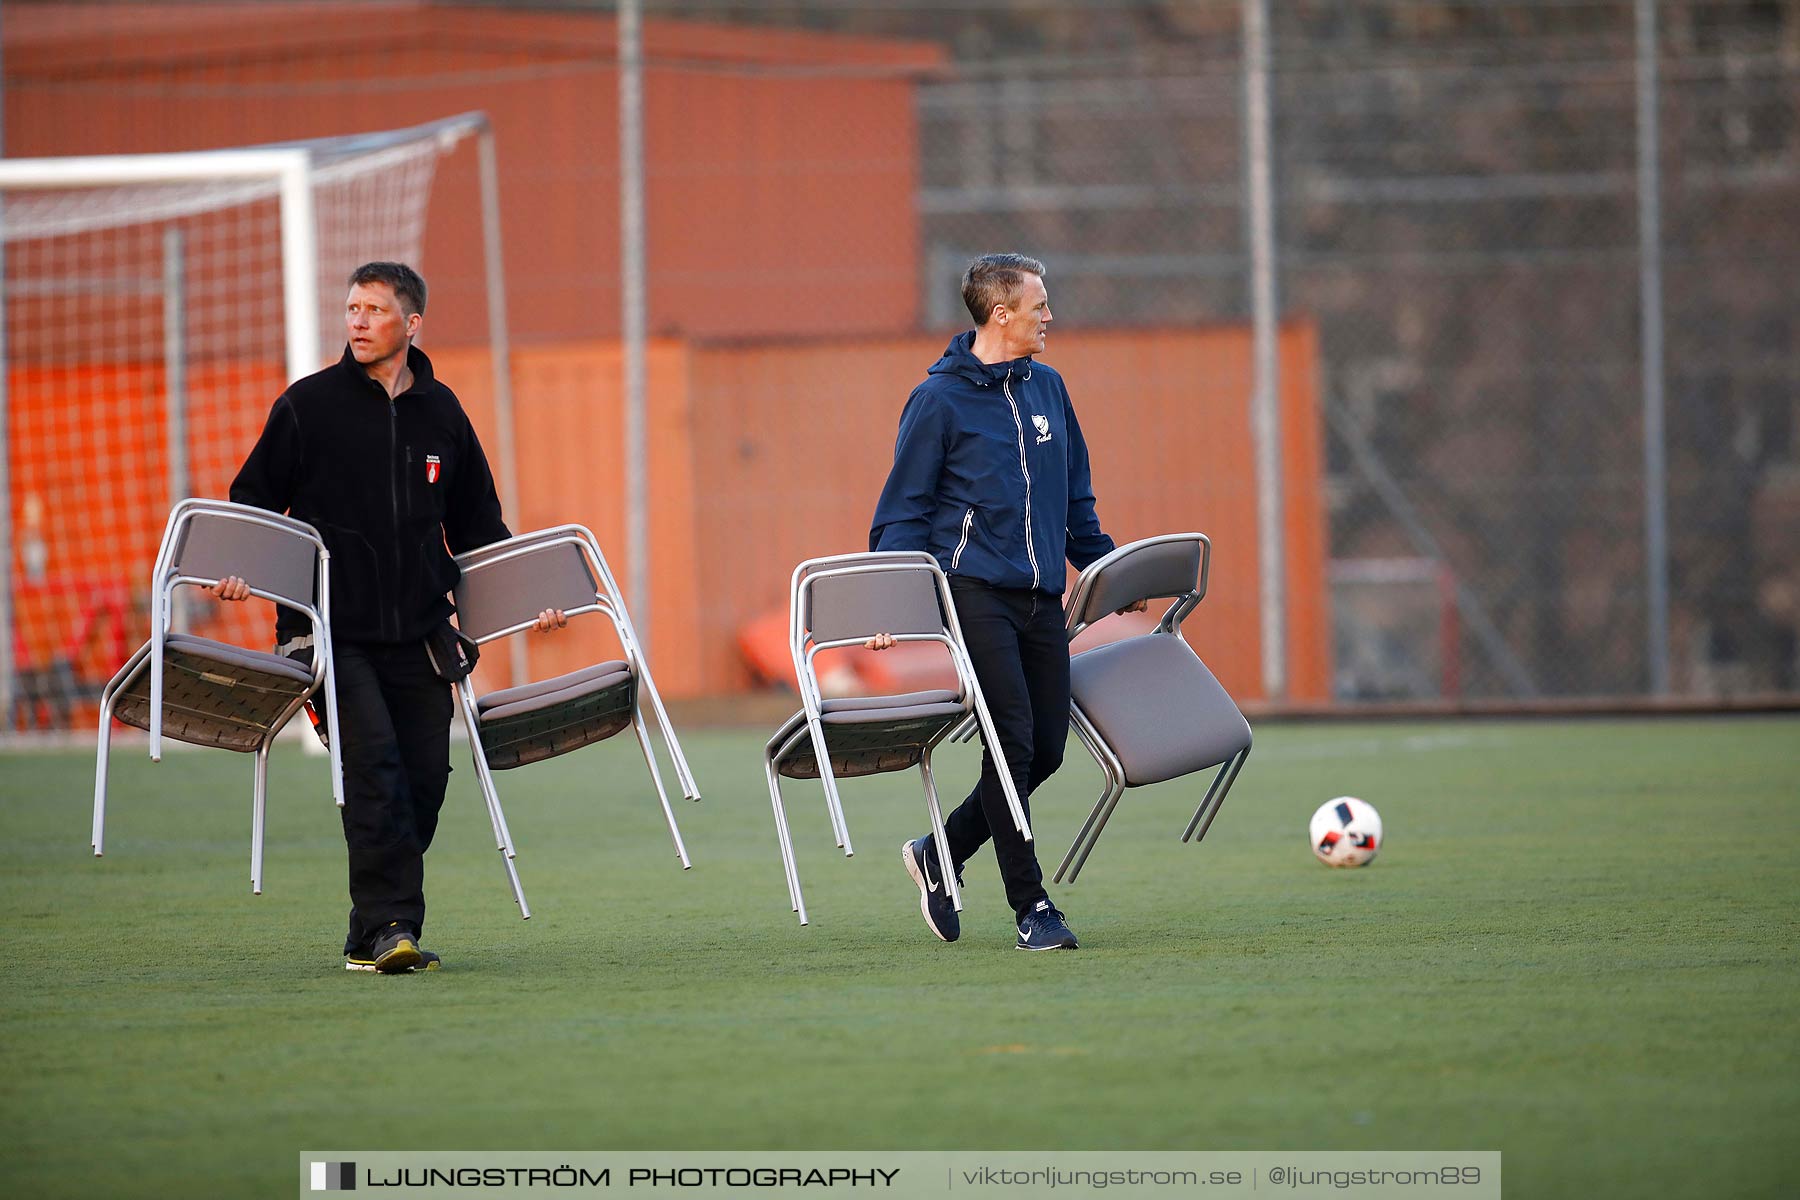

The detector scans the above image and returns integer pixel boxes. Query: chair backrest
[803,564,945,647]
[166,502,323,611]
[454,536,601,643]
[1066,534,1209,635]
[795,551,936,584]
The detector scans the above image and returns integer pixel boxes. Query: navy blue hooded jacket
[870,331,1114,593]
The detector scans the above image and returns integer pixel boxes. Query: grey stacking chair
[92,498,344,894]
[764,551,1029,925]
[451,524,699,918]
[1054,532,1252,883]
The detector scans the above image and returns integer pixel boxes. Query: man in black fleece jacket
[213,262,563,974]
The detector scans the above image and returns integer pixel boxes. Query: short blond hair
[961,253,1046,326]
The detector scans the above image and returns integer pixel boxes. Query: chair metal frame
[1055,532,1251,883]
[92,497,344,894]
[451,524,699,919]
[764,551,1031,926]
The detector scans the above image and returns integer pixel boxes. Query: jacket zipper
[1002,366,1041,589]
[951,507,975,570]
[388,397,402,642]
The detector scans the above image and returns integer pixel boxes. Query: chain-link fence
[661,0,1800,701]
[5,0,1796,716]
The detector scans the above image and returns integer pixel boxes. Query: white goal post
[0,147,322,384]
[0,112,516,736]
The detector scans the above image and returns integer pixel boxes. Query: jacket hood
[926,329,1036,386]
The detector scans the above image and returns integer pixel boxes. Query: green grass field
[2,716,1796,1198]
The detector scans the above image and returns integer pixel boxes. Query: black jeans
[942,578,1071,919]
[330,639,453,955]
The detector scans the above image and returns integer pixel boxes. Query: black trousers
[941,578,1071,919]
[330,639,453,955]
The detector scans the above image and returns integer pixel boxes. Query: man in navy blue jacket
[870,253,1135,951]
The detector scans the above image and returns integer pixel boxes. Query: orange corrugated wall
[433,324,1327,701]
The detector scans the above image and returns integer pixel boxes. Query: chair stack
[451,525,700,918]
[92,498,345,895]
[763,551,1029,925]
[1056,533,1252,883]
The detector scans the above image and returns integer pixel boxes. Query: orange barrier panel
[479,323,1328,700]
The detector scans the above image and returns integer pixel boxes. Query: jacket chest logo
[1031,414,1052,445]
[425,454,442,484]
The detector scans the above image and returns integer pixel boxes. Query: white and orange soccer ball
[1309,797,1382,867]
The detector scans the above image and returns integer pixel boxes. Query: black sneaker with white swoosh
[901,835,961,942]
[1015,900,1079,951]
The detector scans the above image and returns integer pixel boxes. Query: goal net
[1,114,503,734]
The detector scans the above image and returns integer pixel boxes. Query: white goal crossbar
[0,148,319,383]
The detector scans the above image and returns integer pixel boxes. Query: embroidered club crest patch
[425,454,441,484]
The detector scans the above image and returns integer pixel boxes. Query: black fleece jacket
[230,344,510,644]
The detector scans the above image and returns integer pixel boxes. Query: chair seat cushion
[476,660,631,714]
[819,688,959,714]
[1070,634,1250,786]
[111,633,315,751]
[164,632,315,684]
[474,664,636,770]
[821,698,965,726]
[769,698,967,780]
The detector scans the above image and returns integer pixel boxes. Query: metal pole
[1635,0,1670,695]
[619,0,650,648]
[163,227,190,633]
[0,1,12,729]
[1243,0,1285,701]
[476,127,527,689]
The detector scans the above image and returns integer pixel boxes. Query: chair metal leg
[821,768,853,856]
[764,752,807,925]
[637,663,701,803]
[1053,715,1116,884]
[251,742,270,895]
[455,686,511,853]
[631,708,690,869]
[318,638,346,809]
[456,685,531,918]
[92,720,110,857]
[1181,756,1233,842]
[148,620,165,763]
[1184,747,1249,845]
[804,717,854,855]
[93,648,151,856]
[1053,777,1114,885]
[920,752,962,913]
[1064,778,1128,884]
[501,853,531,920]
